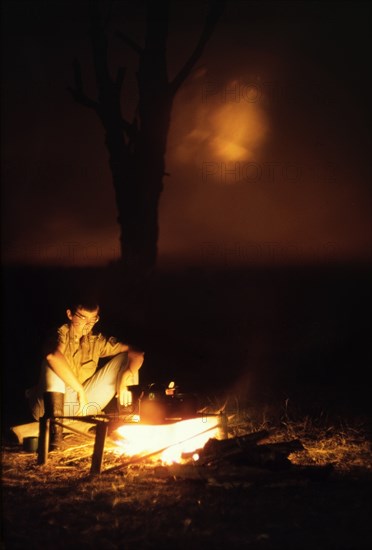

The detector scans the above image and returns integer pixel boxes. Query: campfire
[109,382,226,464]
[113,415,223,464]
[36,382,229,473]
[34,383,337,481]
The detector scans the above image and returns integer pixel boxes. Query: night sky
[2,1,370,268]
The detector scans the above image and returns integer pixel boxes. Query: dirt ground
[2,414,371,550]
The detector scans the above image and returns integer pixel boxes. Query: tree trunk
[116,1,173,271]
[69,0,224,274]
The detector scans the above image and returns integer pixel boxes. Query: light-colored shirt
[43,323,125,384]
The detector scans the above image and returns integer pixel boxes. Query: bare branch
[68,58,99,110]
[104,0,114,27]
[67,87,99,110]
[120,117,133,133]
[170,0,225,95]
[73,57,83,91]
[116,31,143,55]
[115,66,126,93]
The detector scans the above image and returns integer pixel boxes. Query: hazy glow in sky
[2,1,370,267]
[175,78,268,165]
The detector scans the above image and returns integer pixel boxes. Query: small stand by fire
[36,382,230,475]
[37,414,110,475]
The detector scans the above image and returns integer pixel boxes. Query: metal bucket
[23,436,38,452]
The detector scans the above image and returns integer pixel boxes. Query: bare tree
[69,0,224,273]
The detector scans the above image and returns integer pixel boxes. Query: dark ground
[1,263,371,549]
[1,446,372,550]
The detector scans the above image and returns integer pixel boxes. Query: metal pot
[23,436,38,452]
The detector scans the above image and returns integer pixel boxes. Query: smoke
[170,74,269,167]
[158,70,371,267]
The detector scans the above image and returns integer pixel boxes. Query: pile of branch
[198,429,304,471]
[159,429,334,486]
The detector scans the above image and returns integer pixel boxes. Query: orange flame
[113,416,222,465]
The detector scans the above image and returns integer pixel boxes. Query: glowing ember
[114,416,222,464]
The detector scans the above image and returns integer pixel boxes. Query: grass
[206,397,372,474]
[2,399,372,550]
[2,397,371,476]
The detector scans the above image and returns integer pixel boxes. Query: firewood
[199,432,305,471]
[202,429,270,455]
[9,419,97,444]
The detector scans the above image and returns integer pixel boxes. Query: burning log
[201,429,270,453]
[198,432,305,471]
[105,415,225,473]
